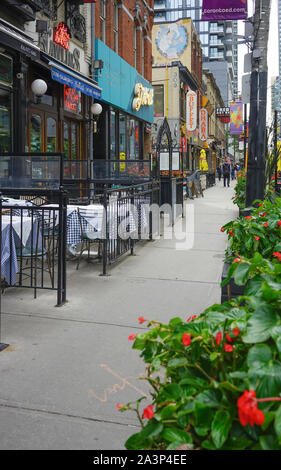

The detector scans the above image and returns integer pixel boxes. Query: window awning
[47,58,102,100]
[0,19,40,59]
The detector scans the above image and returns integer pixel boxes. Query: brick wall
[94,0,153,83]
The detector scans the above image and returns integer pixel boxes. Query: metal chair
[16,213,54,297]
[76,207,102,270]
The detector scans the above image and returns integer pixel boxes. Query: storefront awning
[47,58,102,99]
[0,19,40,59]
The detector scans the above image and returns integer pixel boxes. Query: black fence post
[0,194,9,352]
[101,184,108,276]
[130,186,135,255]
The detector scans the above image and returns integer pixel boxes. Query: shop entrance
[28,109,58,153]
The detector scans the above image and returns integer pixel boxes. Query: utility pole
[246,0,271,206]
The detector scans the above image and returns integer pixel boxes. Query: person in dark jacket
[216,164,222,181]
[222,160,231,187]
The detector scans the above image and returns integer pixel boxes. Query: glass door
[28,110,58,153]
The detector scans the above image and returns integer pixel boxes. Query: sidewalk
[0,181,237,450]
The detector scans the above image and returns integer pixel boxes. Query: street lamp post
[246,0,271,207]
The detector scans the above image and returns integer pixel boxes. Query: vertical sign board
[199,108,208,141]
[186,91,197,132]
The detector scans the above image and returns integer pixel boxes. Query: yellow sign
[132,83,154,112]
[119,152,126,172]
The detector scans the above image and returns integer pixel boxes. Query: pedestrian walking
[216,164,222,181]
[231,166,235,180]
[222,159,231,187]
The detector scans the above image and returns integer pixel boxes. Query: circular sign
[155,23,188,59]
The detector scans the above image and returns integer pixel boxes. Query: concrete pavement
[0,181,237,449]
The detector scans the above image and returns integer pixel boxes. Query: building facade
[152,18,205,170]
[153,0,236,103]
[92,0,155,161]
[0,0,102,163]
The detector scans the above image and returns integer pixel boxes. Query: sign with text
[201,0,247,21]
[199,108,208,141]
[186,90,197,132]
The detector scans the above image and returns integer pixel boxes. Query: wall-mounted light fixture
[31,79,47,104]
[91,102,103,133]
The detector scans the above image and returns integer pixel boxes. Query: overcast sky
[238,0,279,122]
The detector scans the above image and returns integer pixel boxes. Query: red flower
[182,333,191,346]
[142,405,154,420]
[116,403,123,411]
[273,252,281,261]
[258,203,262,207]
[224,344,233,352]
[128,334,137,341]
[187,315,197,322]
[138,316,146,325]
[277,221,281,227]
[254,236,260,241]
[220,227,225,232]
[225,334,232,343]
[233,257,240,263]
[233,328,241,336]
[261,213,267,217]
[215,332,222,346]
[245,216,252,220]
[264,222,268,228]
[237,391,265,427]
[228,230,234,237]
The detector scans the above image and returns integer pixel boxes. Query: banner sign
[199,108,208,141]
[186,90,197,132]
[230,101,244,135]
[181,137,187,153]
[201,0,248,21]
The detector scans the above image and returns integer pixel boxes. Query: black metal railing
[94,180,160,275]
[0,189,67,306]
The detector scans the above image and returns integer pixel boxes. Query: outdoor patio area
[0,183,237,449]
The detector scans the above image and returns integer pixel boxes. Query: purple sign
[201,0,247,21]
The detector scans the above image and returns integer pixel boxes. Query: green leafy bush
[221,198,281,263]
[119,259,281,450]
[232,170,246,208]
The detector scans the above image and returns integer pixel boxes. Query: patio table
[0,215,40,285]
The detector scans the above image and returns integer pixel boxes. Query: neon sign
[64,85,80,113]
[53,22,71,51]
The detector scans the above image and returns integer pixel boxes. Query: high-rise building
[154,0,237,104]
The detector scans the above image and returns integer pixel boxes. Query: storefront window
[110,110,116,159]
[135,121,139,159]
[129,119,135,159]
[0,54,13,152]
[71,123,78,159]
[64,122,69,158]
[119,113,126,157]
[153,85,164,117]
[46,117,57,152]
[0,88,12,152]
[30,114,42,152]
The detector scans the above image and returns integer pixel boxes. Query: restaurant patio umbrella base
[0,343,9,352]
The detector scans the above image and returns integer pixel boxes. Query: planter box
[221,261,246,303]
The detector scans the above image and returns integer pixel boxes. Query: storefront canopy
[46,57,102,99]
[0,19,40,59]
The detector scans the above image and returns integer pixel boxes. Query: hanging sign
[181,137,187,153]
[201,0,248,21]
[186,90,197,132]
[216,106,231,124]
[230,101,244,135]
[199,108,208,141]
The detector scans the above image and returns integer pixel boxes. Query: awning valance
[0,19,40,59]
[46,58,102,99]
